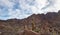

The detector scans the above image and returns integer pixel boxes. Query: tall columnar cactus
[31,17,36,31]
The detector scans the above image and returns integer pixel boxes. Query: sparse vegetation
[0,10,60,35]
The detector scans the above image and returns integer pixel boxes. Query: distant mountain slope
[0,10,60,35]
[0,10,60,27]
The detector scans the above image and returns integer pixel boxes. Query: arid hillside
[0,10,60,35]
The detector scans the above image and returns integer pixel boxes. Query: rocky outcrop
[0,10,60,35]
[19,30,40,35]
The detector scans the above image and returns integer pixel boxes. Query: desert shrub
[34,28,40,33]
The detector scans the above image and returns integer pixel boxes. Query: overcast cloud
[0,0,60,20]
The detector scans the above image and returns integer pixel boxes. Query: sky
[0,0,60,20]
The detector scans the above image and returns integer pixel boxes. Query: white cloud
[8,9,32,19]
[54,0,60,11]
[42,0,60,13]
[0,0,14,8]
[8,9,20,18]
[0,0,60,20]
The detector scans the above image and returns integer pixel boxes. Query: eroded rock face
[0,10,60,35]
[19,30,40,35]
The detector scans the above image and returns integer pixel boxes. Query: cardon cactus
[31,18,36,31]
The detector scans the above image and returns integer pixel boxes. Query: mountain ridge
[0,10,60,35]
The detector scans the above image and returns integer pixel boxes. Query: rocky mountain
[0,10,60,35]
